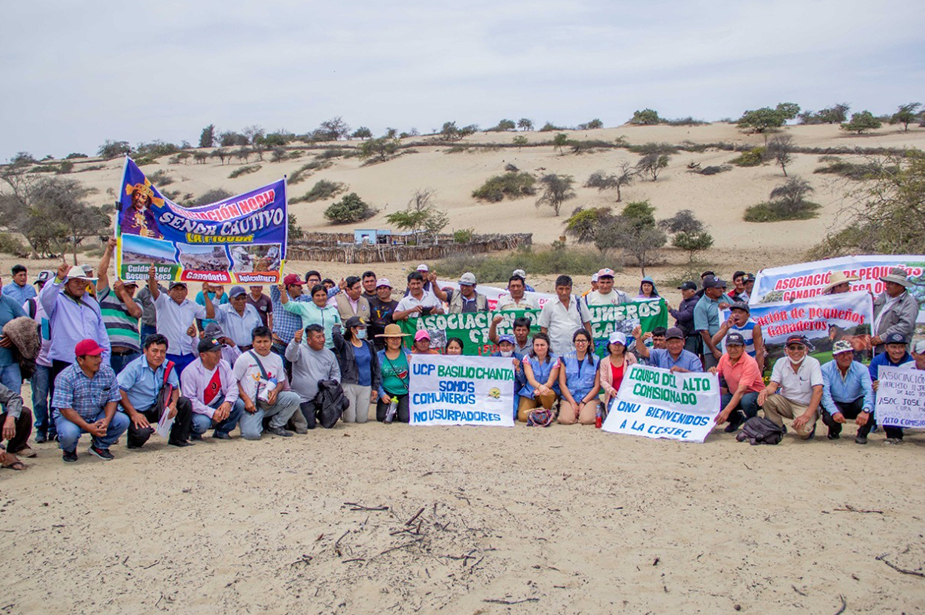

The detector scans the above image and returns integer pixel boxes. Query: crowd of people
[0,247,921,471]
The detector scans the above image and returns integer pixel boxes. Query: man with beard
[121,182,163,239]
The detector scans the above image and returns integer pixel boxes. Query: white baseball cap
[416,264,429,272]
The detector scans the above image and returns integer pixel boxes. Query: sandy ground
[2,124,925,614]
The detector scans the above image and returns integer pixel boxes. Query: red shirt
[717,353,764,393]
[611,362,626,392]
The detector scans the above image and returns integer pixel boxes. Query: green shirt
[380,350,409,396]
[98,287,141,352]
[283,301,341,349]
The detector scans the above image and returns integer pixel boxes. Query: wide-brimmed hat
[65,266,97,282]
[880,267,912,288]
[821,271,860,294]
[376,323,411,338]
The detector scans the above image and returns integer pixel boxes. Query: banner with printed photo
[399,310,541,355]
[602,364,721,443]
[875,366,925,429]
[115,157,287,285]
[751,255,925,322]
[409,354,515,427]
[730,291,873,365]
[587,299,669,358]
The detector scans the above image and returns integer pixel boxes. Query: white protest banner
[602,364,721,443]
[875,366,925,429]
[437,280,555,310]
[409,354,515,427]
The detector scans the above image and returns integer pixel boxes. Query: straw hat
[880,267,912,288]
[376,323,411,338]
[821,271,860,294]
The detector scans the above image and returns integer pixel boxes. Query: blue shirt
[353,340,372,387]
[519,353,560,399]
[117,355,180,411]
[869,351,914,382]
[3,282,36,305]
[693,294,721,335]
[195,290,229,328]
[51,362,121,421]
[821,359,874,414]
[39,280,110,364]
[647,348,704,372]
[270,285,311,344]
[0,295,26,368]
[560,351,600,399]
[214,303,263,347]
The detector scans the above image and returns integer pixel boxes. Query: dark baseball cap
[730,301,750,313]
[677,281,697,291]
[884,332,908,345]
[726,332,746,346]
[703,276,727,289]
[198,337,222,354]
[169,281,187,290]
[785,335,807,347]
[665,327,685,340]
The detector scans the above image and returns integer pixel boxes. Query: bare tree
[585,162,636,202]
[536,174,576,216]
[766,134,794,176]
[636,153,669,181]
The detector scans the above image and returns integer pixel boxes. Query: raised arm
[147,265,160,300]
[97,238,117,292]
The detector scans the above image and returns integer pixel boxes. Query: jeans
[239,391,301,440]
[191,396,245,437]
[140,324,157,342]
[109,351,141,375]
[166,353,196,377]
[0,363,22,394]
[31,364,53,438]
[721,391,760,421]
[1,408,33,454]
[821,397,872,438]
[125,398,193,447]
[342,383,372,423]
[49,360,72,420]
[55,410,130,453]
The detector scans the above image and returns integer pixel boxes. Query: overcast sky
[1,0,922,161]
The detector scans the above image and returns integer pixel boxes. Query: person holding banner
[518,333,560,423]
[712,302,765,373]
[492,334,525,418]
[270,275,310,362]
[557,330,601,425]
[871,268,918,355]
[820,271,859,295]
[709,332,765,432]
[820,340,874,443]
[331,317,380,423]
[668,281,700,356]
[635,276,660,301]
[96,239,143,375]
[446,338,465,355]
[412,330,440,355]
[280,284,342,350]
[758,335,824,440]
[489,315,534,356]
[393,272,443,320]
[599,331,637,410]
[539,275,591,356]
[869,332,915,443]
[148,271,214,376]
[633,326,703,373]
[375,324,413,424]
[586,269,629,306]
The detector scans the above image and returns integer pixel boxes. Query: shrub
[351,127,372,140]
[134,140,180,159]
[664,117,708,126]
[289,160,333,184]
[798,104,850,125]
[569,140,613,154]
[539,122,565,132]
[813,157,896,180]
[490,119,516,131]
[535,174,575,216]
[323,193,377,224]
[889,103,922,132]
[315,148,348,160]
[636,153,669,181]
[737,103,800,133]
[695,165,732,175]
[298,179,347,203]
[56,161,75,174]
[453,228,474,243]
[97,140,131,159]
[517,118,533,131]
[228,164,261,179]
[435,246,604,283]
[288,213,304,240]
[841,111,881,134]
[359,137,400,162]
[744,177,820,222]
[188,188,233,207]
[147,170,174,185]
[577,119,603,130]
[629,109,661,125]
[65,153,88,159]
[0,232,27,256]
[627,142,678,155]
[76,164,105,173]
[512,135,528,148]
[471,172,536,202]
[730,147,766,167]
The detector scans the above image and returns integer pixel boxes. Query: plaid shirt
[271,285,311,344]
[51,362,122,421]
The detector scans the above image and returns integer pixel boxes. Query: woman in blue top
[332,316,381,424]
[518,332,560,422]
[281,284,342,349]
[558,329,601,425]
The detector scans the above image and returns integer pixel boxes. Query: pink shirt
[717,353,764,394]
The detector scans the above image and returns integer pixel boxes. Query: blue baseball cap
[498,334,515,345]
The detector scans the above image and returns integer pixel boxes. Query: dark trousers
[821,397,872,438]
[299,401,317,430]
[884,426,904,440]
[1,408,33,454]
[49,360,72,418]
[375,393,410,423]
[125,397,193,447]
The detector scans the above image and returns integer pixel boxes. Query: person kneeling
[286,325,340,431]
[820,340,874,444]
[758,335,823,440]
[710,332,765,433]
[234,326,301,439]
[558,330,601,425]
[118,334,194,449]
[182,338,245,440]
[52,339,129,462]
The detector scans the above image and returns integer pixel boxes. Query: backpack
[313,379,349,428]
[736,417,787,445]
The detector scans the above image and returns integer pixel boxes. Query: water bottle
[595,405,603,429]
[385,398,398,424]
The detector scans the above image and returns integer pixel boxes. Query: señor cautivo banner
[115,157,287,285]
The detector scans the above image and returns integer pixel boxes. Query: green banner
[399,310,541,356]
[587,299,668,357]
[398,300,668,357]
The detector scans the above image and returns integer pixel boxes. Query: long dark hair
[446,337,465,353]
[572,329,596,367]
[530,332,553,364]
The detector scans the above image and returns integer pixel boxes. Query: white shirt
[153,293,206,356]
[233,350,286,402]
[214,303,263,347]
[537,295,590,356]
[586,289,629,306]
[771,356,824,406]
[396,290,442,312]
[496,294,538,311]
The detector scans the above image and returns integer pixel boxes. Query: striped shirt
[721,319,758,357]
[98,286,141,352]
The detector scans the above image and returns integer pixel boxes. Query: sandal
[0,452,26,471]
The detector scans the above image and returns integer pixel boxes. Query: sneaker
[190,433,203,441]
[34,432,47,444]
[827,431,841,440]
[855,435,868,444]
[213,432,231,440]
[266,426,293,437]
[48,433,59,442]
[168,440,195,447]
[88,446,114,461]
[62,450,78,463]
[724,413,743,433]
[885,438,903,445]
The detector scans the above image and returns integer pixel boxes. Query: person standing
[117,334,194,448]
[712,301,765,373]
[148,269,214,376]
[375,324,413,423]
[25,270,54,442]
[246,285,273,330]
[286,324,341,430]
[270,274,310,360]
[870,268,918,355]
[694,275,727,370]
[368,278,399,349]
[496,275,538,311]
[133,281,165,340]
[194,284,227,330]
[97,238,143,374]
[820,271,859,296]
[3,265,36,305]
[331,317,380,423]
[0,273,29,394]
[393,272,443,320]
[332,276,371,322]
[207,286,263,351]
[40,262,110,401]
[361,271,378,302]
[820,340,874,443]
[280,283,342,350]
[585,269,629,306]
[433,272,489,313]
[669,281,701,356]
[51,339,128,462]
[181,338,244,441]
[538,275,592,357]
